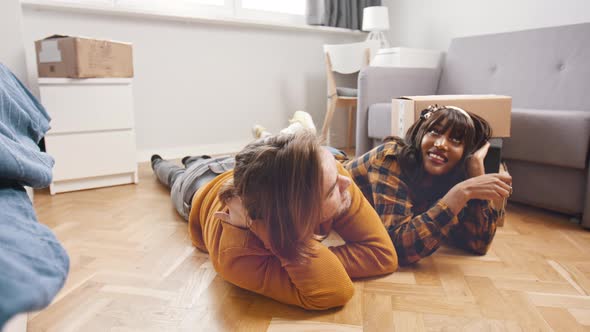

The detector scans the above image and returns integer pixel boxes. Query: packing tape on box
[39,40,62,63]
[398,101,406,136]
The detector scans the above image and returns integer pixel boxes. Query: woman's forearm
[440,184,469,215]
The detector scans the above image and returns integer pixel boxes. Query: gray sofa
[356,23,590,228]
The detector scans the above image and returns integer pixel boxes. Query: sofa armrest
[356,66,441,156]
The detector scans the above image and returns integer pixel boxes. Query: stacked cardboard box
[35,35,133,78]
[391,95,512,138]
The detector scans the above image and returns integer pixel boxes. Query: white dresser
[38,78,138,194]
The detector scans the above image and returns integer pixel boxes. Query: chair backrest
[324,41,379,98]
[323,41,379,74]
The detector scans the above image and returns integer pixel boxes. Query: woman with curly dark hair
[345,105,512,265]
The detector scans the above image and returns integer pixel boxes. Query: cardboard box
[35,35,133,78]
[391,95,512,138]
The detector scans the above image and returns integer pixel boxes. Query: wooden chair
[321,41,378,148]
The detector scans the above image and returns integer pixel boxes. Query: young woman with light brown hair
[151,131,397,310]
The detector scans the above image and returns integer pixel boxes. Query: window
[23,0,309,27]
[241,0,305,15]
[182,0,225,5]
[45,0,112,5]
[236,0,306,25]
[116,0,226,7]
[114,0,233,18]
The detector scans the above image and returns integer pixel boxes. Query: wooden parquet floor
[29,162,590,332]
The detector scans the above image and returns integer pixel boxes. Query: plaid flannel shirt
[343,141,501,265]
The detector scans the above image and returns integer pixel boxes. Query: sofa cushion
[368,104,590,170]
[438,23,590,112]
[507,159,585,215]
[503,108,590,169]
[367,103,392,139]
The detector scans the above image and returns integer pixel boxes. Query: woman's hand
[466,141,490,178]
[442,173,512,215]
[214,196,251,229]
[460,173,513,201]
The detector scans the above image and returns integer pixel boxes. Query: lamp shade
[362,6,389,31]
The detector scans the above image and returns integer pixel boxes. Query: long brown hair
[219,131,324,263]
[386,106,491,199]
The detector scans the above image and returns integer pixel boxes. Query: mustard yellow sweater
[188,163,398,310]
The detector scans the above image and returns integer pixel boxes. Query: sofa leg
[583,166,590,229]
[580,214,590,229]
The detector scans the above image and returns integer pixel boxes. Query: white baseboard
[136,140,251,163]
[50,172,138,195]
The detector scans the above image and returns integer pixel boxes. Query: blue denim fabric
[0,63,69,328]
[0,64,54,188]
[0,187,70,327]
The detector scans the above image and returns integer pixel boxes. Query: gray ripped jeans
[151,155,235,221]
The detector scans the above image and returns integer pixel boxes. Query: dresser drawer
[39,79,134,134]
[46,130,137,181]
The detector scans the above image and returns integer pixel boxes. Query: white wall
[21,6,364,160]
[387,0,590,51]
[1,0,28,83]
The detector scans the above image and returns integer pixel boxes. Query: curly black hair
[384,106,492,202]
